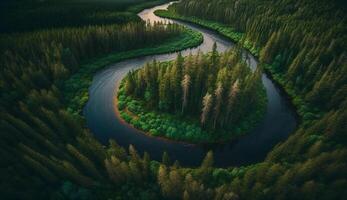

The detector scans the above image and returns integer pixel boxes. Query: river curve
[83,2,297,167]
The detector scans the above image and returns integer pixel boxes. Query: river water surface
[83,2,297,167]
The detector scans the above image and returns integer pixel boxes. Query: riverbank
[63,28,203,115]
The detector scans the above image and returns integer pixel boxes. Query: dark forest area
[0,0,168,32]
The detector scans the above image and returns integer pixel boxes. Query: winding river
[83,2,297,167]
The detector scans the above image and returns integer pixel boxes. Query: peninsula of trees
[117,44,266,143]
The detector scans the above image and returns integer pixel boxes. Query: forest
[118,45,266,142]
[1,0,346,199]
[0,0,169,32]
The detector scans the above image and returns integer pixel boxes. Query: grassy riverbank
[154,9,257,55]
[63,28,203,115]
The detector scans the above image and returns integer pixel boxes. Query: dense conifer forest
[1,0,346,199]
[118,46,266,142]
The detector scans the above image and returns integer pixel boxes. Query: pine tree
[60,160,94,187]
[213,83,224,129]
[158,164,170,198]
[259,32,278,63]
[227,79,240,123]
[129,160,142,183]
[183,190,190,200]
[181,74,191,113]
[142,152,150,179]
[125,71,136,95]
[66,144,102,180]
[22,155,58,183]
[201,92,213,126]
[169,169,183,198]
[170,53,185,111]
[211,42,219,69]
[201,150,214,169]
[129,144,140,164]
[104,157,125,184]
[159,69,171,111]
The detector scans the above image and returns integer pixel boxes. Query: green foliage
[118,48,267,143]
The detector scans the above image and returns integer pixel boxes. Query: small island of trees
[117,44,267,143]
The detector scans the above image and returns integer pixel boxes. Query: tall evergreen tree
[181,74,191,113]
[201,92,213,127]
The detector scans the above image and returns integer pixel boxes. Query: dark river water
[83,2,298,167]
